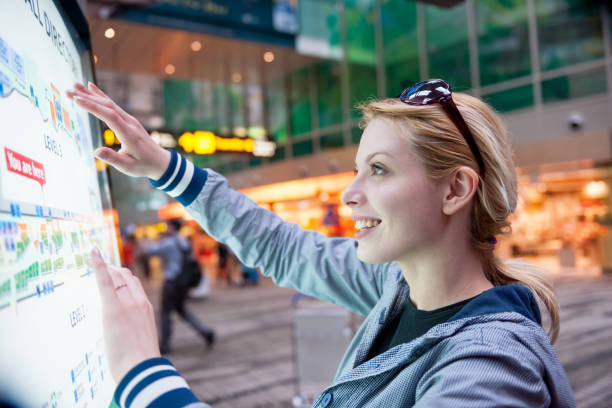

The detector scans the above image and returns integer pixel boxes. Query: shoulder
[426,316,549,377]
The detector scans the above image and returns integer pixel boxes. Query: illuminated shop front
[155,160,611,276]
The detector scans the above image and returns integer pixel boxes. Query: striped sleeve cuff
[113,357,202,408]
[149,150,208,206]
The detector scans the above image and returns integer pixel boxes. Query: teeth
[355,219,381,230]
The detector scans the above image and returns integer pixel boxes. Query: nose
[341,180,365,207]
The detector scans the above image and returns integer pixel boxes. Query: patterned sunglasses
[398,79,485,177]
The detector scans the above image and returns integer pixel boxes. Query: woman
[69,79,576,407]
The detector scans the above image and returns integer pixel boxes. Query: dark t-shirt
[367,295,476,360]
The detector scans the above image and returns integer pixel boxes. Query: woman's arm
[69,82,391,315]
[150,149,389,314]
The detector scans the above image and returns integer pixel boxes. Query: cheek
[384,186,444,242]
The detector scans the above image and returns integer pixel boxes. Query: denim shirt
[114,152,576,408]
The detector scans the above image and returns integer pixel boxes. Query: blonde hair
[359,94,560,344]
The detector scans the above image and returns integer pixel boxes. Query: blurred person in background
[146,219,215,354]
[133,234,152,281]
[70,79,575,407]
[216,242,230,285]
[121,234,135,269]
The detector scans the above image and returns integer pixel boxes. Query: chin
[356,244,395,264]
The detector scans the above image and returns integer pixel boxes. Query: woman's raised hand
[90,248,161,382]
[67,82,170,180]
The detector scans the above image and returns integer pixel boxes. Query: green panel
[229,83,245,129]
[320,132,345,151]
[216,163,229,174]
[192,155,216,169]
[190,81,216,131]
[266,78,288,142]
[299,0,341,53]
[537,0,605,71]
[229,159,246,173]
[542,68,608,104]
[290,67,312,136]
[346,0,377,117]
[214,83,230,135]
[381,0,419,95]
[351,126,362,145]
[483,84,533,112]
[164,79,227,132]
[247,84,264,128]
[349,63,377,118]
[426,4,471,91]
[270,145,286,162]
[163,79,192,131]
[292,139,313,157]
[345,0,376,65]
[477,0,531,86]
[316,61,342,128]
[249,158,263,167]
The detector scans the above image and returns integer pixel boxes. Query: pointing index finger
[90,248,117,303]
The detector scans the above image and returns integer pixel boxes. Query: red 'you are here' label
[4,148,46,186]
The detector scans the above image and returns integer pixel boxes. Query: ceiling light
[165,64,176,75]
[190,41,202,52]
[104,28,115,39]
[231,73,242,83]
[263,51,274,63]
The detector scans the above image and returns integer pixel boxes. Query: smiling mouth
[355,219,382,230]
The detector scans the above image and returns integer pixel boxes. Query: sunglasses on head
[398,79,485,177]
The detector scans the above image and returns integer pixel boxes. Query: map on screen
[0,0,119,406]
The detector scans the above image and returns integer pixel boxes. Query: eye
[370,163,386,176]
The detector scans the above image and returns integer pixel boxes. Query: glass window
[299,0,342,57]
[349,63,377,118]
[270,145,286,162]
[346,0,378,117]
[381,0,419,95]
[292,139,313,157]
[316,61,342,128]
[290,67,312,136]
[163,79,191,131]
[192,155,216,169]
[229,159,246,173]
[351,126,362,145]
[247,84,264,129]
[477,0,531,86]
[320,132,344,151]
[426,4,471,91]
[191,80,216,130]
[542,68,608,103]
[537,0,605,71]
[228,83,245,132]
[483,84,533,112]
[213,83,229,135]
[213,162,226,174]
[249,157,263,168]
[265,77,288,143]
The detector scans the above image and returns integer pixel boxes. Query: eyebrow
[355,152,393,168]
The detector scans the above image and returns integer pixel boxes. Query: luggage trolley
[290,294,354,407]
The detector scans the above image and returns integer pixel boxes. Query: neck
[396,235,493,311]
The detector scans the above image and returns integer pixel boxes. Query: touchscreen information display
[0,1,119,406]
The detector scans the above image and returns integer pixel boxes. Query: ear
[441,166,480,216]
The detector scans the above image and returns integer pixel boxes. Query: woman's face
[341,118,446,264]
